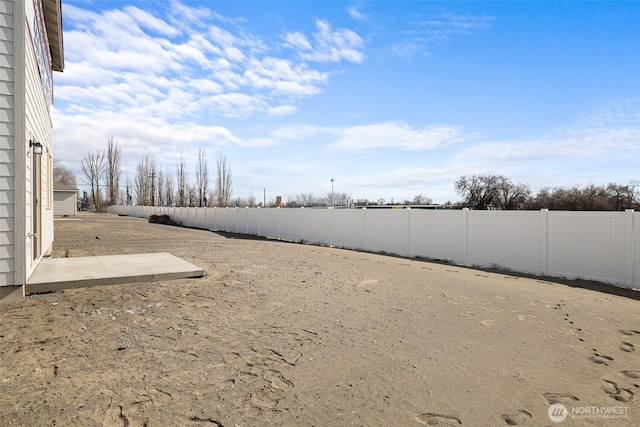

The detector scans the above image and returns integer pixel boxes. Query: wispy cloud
[284,19,365,63]
[326,122,470,152]
[347,4,368,22]
[238,121,471,152]
[390,12,494,59]
[417,13,495,39]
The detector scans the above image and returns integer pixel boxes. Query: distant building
[53,182,77,217]
[0,0,64,302]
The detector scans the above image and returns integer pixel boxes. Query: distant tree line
[78,139,235,210]
[455,174,639,211]
[70,144,639,212]
[284,192,351,207]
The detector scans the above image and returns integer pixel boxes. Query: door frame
[32,150,41,260]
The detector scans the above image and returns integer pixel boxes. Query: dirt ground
[1,212,639,426]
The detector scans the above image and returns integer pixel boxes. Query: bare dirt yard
[1,212,639,426]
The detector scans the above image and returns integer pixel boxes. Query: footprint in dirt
[589,354,614,366]
[621,370,640,379]
[263,369,294,391]
[542,392,580,405]
[620,342,636,353]
[250,387,280,409]
[416,413,462,425]
[601,379,635,402]
[500,410,532,425]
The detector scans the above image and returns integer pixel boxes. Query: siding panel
[0,1,14,289]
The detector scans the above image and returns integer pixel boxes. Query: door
[32,152,42,260]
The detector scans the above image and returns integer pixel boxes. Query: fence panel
[259,209,279,238]
[409,210,464,263]
[331,209,365,250]
[547,212,627,284]
[235,208,250,234]
[303,209,330,245]
[467,211,543,273]
[364,209,409,256]
[279,209,304,242]
[247,208,261,235]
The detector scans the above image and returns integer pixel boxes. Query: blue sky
[54,1,640,204]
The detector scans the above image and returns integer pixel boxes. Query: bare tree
[455,174,501,210]
[177,154,188,207]
[134,156,155,205]
[80,148,106,210]
[156,169,166,207]
[106,137,121,206]
[214,153,233,207]
[326,192,350,207]
[286,193,323,207]
[165,173,175,206]
[408,194,432,205]
[124,175,133,205]
[495,176,530,210]
[53,158,76,186]
[187,183,197,207]
[246,192,257,207]
[195,148,209,207]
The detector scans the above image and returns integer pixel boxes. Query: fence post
[223,207,228,232]
[540,209,549,276]
[277,207,281,240]
[625,209,635,288]
[329,207,333,247]
[363,207,367,251]
[406,207,412,257]
[257,206,261,237]
[462,208,469,265]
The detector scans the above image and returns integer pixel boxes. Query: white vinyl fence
[107,205,639,289]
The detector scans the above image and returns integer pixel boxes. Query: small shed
[53,182,78,217]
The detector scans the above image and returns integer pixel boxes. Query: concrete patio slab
[26,252,205,294]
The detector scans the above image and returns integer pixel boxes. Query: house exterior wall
[24,0,55,273]
[53,190,75,216]
[0,0,16,292]
[0,0,58,302]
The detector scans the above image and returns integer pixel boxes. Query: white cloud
[391,12,495,59]
[285,19,365,63]
[124,6,180,37]
[454,103,640,166]
[268,105,298,116]
[236,121,470,153]
[326,122,469,152]
[284,32,312,50]
[418,13,495,38]
[347,4,368,21]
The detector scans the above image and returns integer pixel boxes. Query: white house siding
[0,0,14,288]
[24,0,54,277]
